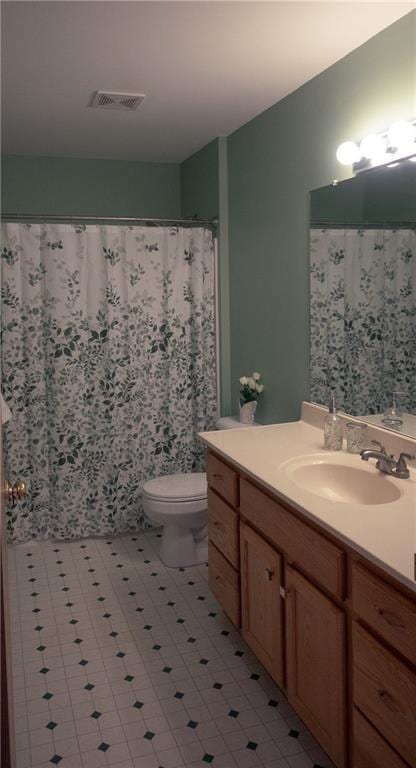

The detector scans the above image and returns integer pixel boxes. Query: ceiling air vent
[88,91,145,111]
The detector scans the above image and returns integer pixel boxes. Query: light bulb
[360,134,386,160]
[336,141,360,165]
[387,120,415,148]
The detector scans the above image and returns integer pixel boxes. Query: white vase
[239,400,257,424]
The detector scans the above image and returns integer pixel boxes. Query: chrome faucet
[360,440,415,480]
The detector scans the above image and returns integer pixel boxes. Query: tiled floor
[8,529,334,768]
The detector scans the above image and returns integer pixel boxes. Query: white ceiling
[1,1,414,163]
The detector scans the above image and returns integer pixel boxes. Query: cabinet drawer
[208,489,239,568]
[353,708,407,768]
[352,622,416,767]
[240,478,345,598]
[207,452,239,507]
[352,562,416,665]
[209,541,240,627]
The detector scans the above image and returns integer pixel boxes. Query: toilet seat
[143,472,207,503]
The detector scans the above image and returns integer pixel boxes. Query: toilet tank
[216,417,259,430]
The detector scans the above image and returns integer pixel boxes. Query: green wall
[180,139,219,220]
[1,154,180,217]
[228,11,416,424]
[180,138,231,416]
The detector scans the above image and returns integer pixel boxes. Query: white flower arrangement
[239,371,264,405]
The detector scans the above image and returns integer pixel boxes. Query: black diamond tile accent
[197,596,205,601]
[144,731,155,740]
[122,577,129,582]
[88,568,95,573]
[124,675,134,682]
[56,560,63,564]
[37,645,46,652]
[69,619,78,625]
[27,564,34,569]
[156,533,162,537]
[98,743,109,752]
[208,612,217,617]
[250,673,260,680]
[53,548,60,552]
[80,544,86,549]
[246,741,258,751]
[39,667,49,674]
[133,701,143,709]
[79,659,88,666]
[289,729,299,738]
[136,607,143,613]
[43,692,53,701]
[137,548,144,552]
[179,567,185,572]
[202,754,214,764]
[128,591,136,596]
[109,631,118,637]
[34,625,43,631]
[187,581,195,586]
[162,666,172,673]
[26,553,32,557]
[313,765,325,768]
[199,658,208,665]
[187,720,198,729]
[153,644,161,651]
[187,637,196,643]
[268,699,278,708]
[103,613,111,619]
[221,630,229,636]
[31,592,38,597]
[213,682,222,689]
[228,709,239,718]
[144,624,152,630]
[174,691,184,699]
[58,573,66,578]
[111,552,117,556]
[50,755,62,765]
[65,602,73,607]
[167,601,175,607]
[234,650,244,657]
[84,556,91,561]
[92,582,100,587]
[144,559,150,564]
[61,588,69,592]
[46,721,57,730]
[33,608,41,613]
[116,652,125,658]
[176,618,184,624]
[131,537,137,541]
[74,638,83,644]
[97,596,105,602]
[158,586,166,591]
[84,683,94,691]
[90,711,101,719]
[29,578,36,582]
[116,564,123,568]
[151,572,158,576]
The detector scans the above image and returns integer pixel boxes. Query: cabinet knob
[265,568,274,581]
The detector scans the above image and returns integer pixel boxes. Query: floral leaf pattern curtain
[1,223,217,542]
[310,227,416,416]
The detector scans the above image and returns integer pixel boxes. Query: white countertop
[199,418,416,593]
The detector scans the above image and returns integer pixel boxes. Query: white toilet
[143,416,258,567]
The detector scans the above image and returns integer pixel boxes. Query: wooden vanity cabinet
[286,565,346,767]
[240,522,284,687]
[205,449,416,768]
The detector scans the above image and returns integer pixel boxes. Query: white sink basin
[281,454,402,505]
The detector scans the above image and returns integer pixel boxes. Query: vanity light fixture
[336,119,416,173]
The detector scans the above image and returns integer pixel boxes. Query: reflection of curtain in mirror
[310,228,416,416]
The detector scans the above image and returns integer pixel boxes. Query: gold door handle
[5,480,27,506]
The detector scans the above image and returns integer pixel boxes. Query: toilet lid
[143,472,207,502]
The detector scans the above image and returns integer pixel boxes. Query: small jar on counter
[345,421,368,454]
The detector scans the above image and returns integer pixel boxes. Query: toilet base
[159,524,208,568]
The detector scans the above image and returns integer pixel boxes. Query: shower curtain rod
[311,220,415,229]
[1,213,218,225]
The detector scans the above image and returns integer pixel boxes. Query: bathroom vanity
[200,405,416,768]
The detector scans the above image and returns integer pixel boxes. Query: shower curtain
[1,223,217,542]
[310,227,416,416]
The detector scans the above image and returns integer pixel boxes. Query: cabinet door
[286,566,346,768]
[240,522,284,687]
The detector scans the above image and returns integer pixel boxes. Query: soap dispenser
[324,394,343,450]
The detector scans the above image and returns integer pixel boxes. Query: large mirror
[309,162,416,438]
